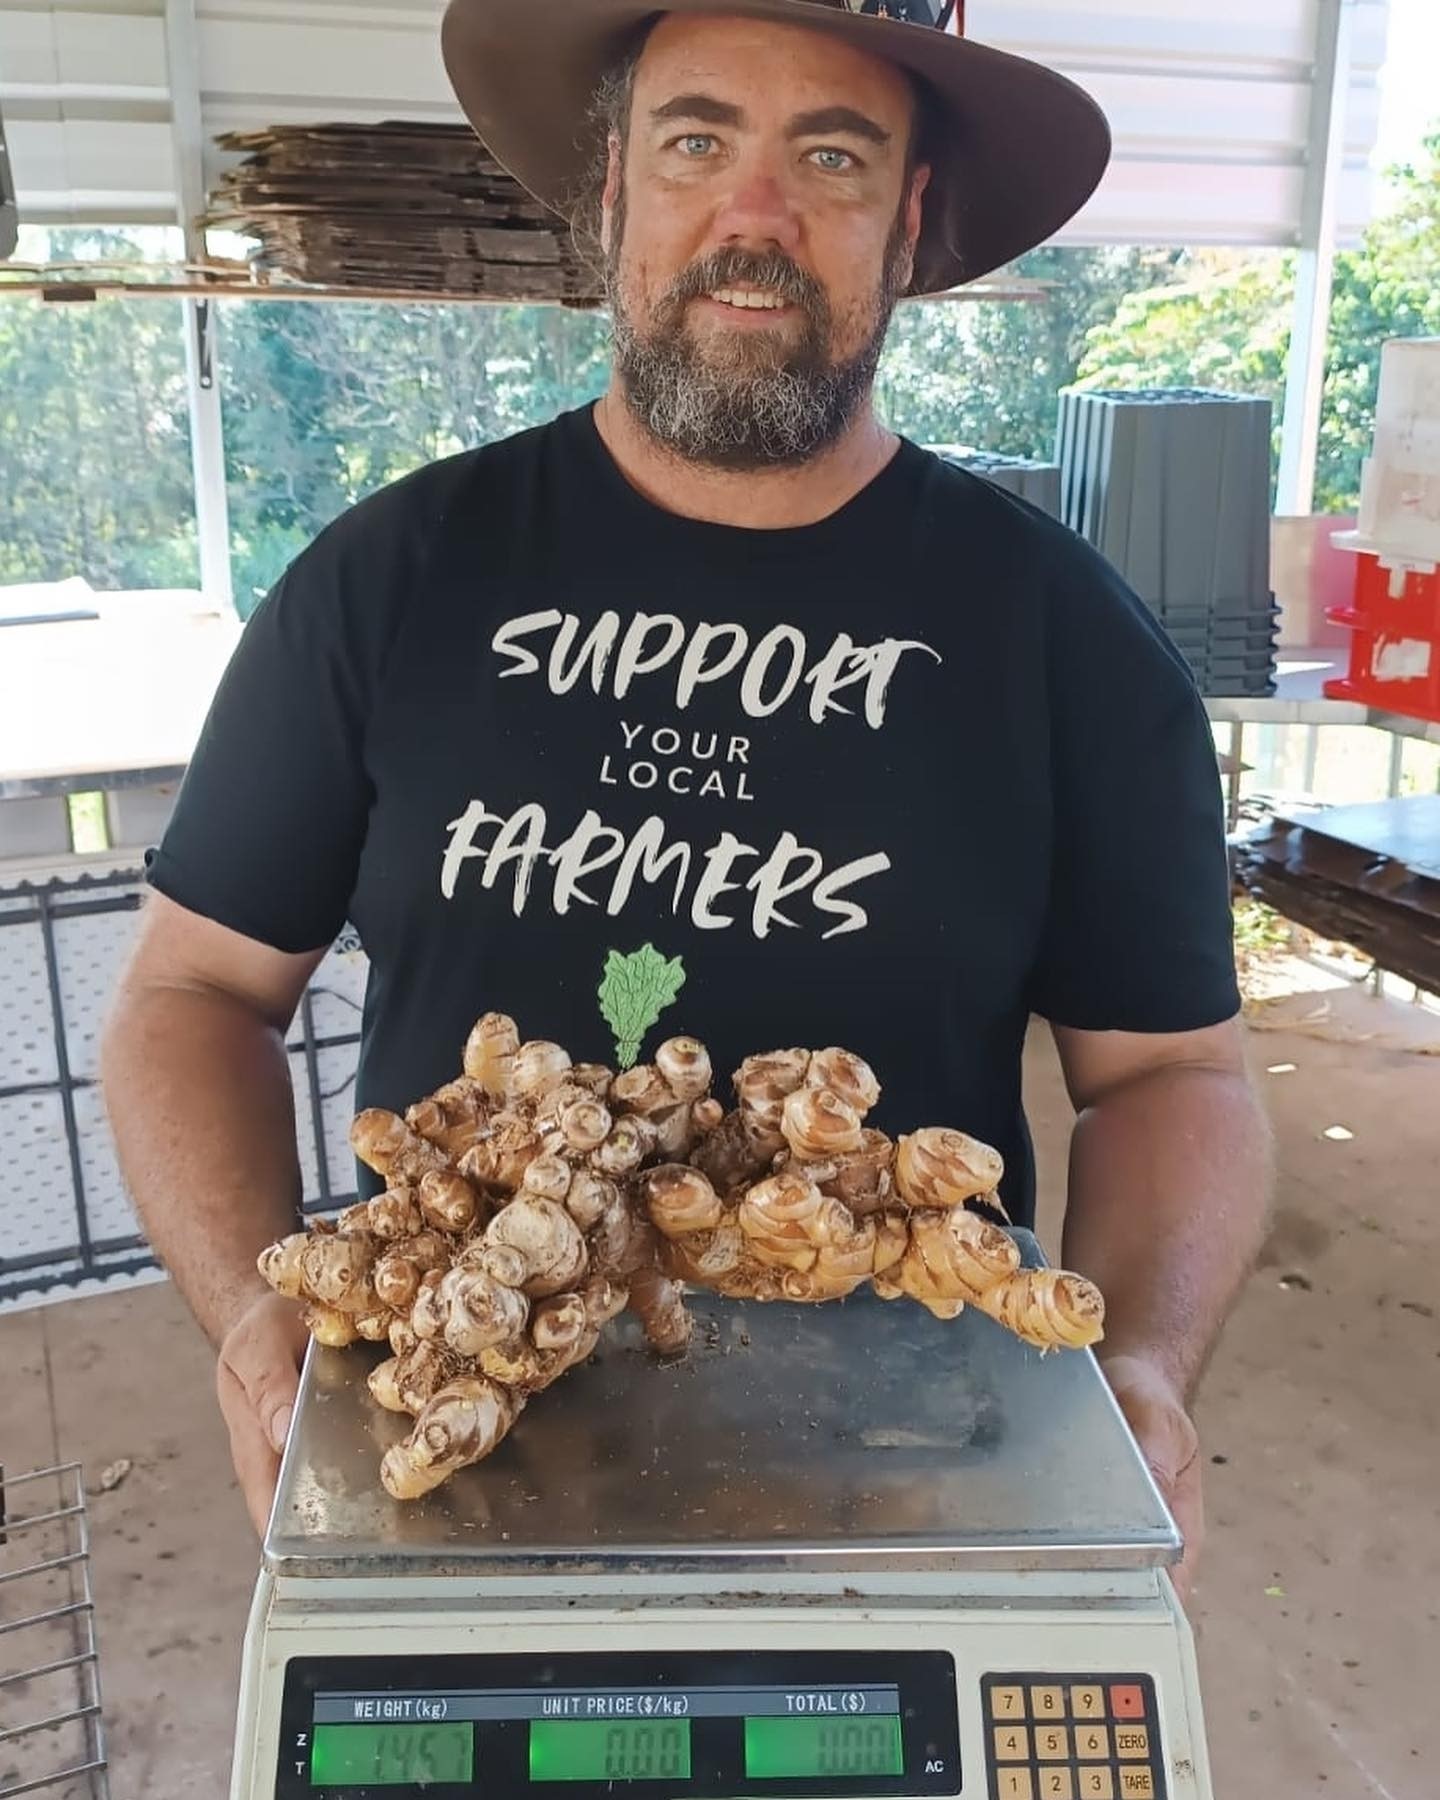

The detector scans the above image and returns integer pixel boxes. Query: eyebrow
[649,94,892,148]
[787,106,892,147]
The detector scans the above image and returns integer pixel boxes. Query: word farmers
[441,800,890,941]
[490,610,941,727]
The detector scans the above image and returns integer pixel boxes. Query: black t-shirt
[148,405,1239,1225]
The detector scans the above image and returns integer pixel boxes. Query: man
[102,0,1272,1595]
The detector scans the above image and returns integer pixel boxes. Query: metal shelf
[1205,648,1440,746]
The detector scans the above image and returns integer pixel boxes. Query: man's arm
[101,891,328,1531]
[1050,1015,1274,1595]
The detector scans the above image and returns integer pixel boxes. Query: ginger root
[258,1017,1104,1503]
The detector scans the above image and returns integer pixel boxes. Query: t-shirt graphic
[147,406,1239,1223]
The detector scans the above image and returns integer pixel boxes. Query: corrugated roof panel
[0,0,1394,248]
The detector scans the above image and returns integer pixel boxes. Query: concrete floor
[2,991,1436,1800]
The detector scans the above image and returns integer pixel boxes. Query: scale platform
[234,1234,1214,1800]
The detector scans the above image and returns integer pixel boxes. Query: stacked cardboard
[205,122,599,302]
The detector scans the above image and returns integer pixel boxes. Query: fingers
[1168,1453,1206,1607]
[216,1293,309,1541]
[217,1358,282,1538]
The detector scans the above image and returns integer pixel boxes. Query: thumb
[266,1400,295,1456]
[228,1342,301,1456]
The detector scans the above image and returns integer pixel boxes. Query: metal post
[1276,0,1356,517]
[165,0,234,611]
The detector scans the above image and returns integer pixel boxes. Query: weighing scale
[231,1232,1214,1800]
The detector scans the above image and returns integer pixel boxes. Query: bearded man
[102,0,1272,1597]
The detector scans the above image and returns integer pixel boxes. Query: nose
[709,161,803,259]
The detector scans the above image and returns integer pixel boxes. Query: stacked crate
[933,449,1063,520]
[1324,338,1440,725]
[1055,388,1278,696]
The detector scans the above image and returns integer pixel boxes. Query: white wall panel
[0,0,1395,248]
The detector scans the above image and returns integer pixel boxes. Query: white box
[1357,337,1440,560]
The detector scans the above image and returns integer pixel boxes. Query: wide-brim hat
[440,0,1111,297]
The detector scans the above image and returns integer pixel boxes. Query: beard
[606,224,908,471]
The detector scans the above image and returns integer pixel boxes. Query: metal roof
[0,0,1393,248]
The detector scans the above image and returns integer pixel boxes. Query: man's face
[602,15,929,469]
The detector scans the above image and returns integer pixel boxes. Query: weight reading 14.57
[309,1722,474,1786]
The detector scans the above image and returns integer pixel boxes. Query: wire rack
[0,1464,110,1800]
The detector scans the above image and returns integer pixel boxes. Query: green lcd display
[529,1720,692,1782]
[744,1716,904,1781]
[310,1722,474,1786]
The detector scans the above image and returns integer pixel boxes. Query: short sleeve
[145,456,463,953]
[145,553,373,952]
[1027,541,1240,1034]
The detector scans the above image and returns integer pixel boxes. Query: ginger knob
[734,1049,810,1130]
[463,1012,520,1100]
[350,1109,452,1184]
[380,1378,521,1500]
[485,1195,588,1296]
[520,1152,575,1204]
[895,1207,1020,1317]
[737,1171,826,1272]
[593,1116,656,1177]
[976,1269,1105,1350]
[564,1169,613,1232]
[556,1097,613,1153]
[416,1169,478,1235]
[531,1292,588,1354]
[257,1233,307,1299]
[806,1047,881,1116]
[304,1303,360,1347]
[781,1085,864,1160]
[439,1266,531,1357]
[367,1187,424,1240]
[654,1035,713,1101]
[508,1040,572,1103]
[299,1230,379,1313]
[643,1165,723,1239]
[894,1127,1004,1210]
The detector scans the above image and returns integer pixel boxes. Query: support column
[1276,0,1356,518]
[166,0,233,610]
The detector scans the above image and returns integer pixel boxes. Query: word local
[490,610,941,727]
[599,721,754,802]
[440,800,890,940]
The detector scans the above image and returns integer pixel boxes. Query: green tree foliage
[0,230,198,588]
[219,299,610,611]
[3,130,1437,602]
[1078,130,1440,511]
[877,246,1181,456]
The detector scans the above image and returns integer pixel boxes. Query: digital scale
[230,1233,1213,1800]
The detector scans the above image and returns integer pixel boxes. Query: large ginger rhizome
[257,1016,1104,1500]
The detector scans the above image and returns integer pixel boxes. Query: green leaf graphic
[598,944,687,1068]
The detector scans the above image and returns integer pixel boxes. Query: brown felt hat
[440,0,1112,297]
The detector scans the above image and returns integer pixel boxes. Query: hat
[440,0,1111,297]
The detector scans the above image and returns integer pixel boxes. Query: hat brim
[441,0,1111,297]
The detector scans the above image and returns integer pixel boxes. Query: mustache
[659,248,828,318]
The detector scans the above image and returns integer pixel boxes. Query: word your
[441,800,890,940]
[490,611,940,727]
[599,721,754,802]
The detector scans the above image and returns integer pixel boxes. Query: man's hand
[217,1290,310,1538]
[1101,1353,1204,1606]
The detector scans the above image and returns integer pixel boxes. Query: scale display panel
[276,1651,961,1800]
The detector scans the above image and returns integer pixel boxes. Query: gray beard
[607,246,903,471]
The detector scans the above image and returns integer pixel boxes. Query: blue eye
[811,147,856,172]
[677,134,715,157]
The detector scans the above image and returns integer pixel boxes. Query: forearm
[102,982,304,1346]
[1060,1064,1273,1400]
